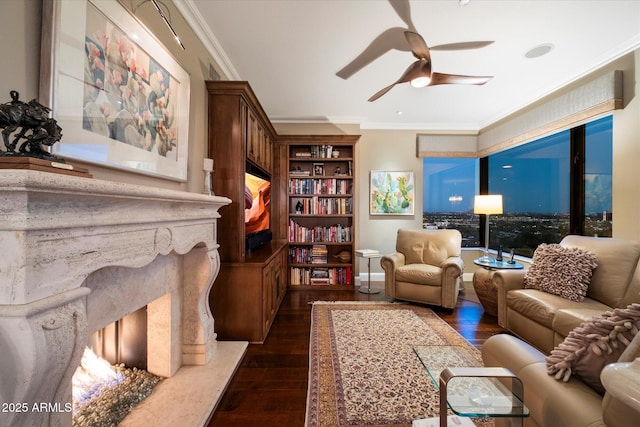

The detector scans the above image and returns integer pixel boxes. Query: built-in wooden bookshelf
[279,135,360,290]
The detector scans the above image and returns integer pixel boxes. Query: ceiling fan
[368,30,494,102]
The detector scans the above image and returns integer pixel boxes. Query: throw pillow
[524,243,598,302]
[546,303,640,394]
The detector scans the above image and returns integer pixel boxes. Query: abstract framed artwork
[370,170,415,215]
[41,0,190,181]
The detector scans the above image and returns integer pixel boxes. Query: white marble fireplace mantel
[0,170,246,426]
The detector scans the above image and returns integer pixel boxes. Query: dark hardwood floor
[206,286,506,427]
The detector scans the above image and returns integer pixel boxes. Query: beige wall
[0,0,42,102]
[3,1,638,277]
[611,50,640,239]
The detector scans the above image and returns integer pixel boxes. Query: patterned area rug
[305,301,494,427]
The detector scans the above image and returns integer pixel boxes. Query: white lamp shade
[474,195,503,215]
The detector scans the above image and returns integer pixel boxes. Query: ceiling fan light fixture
[411,76,431,88]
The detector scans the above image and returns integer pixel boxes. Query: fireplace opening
[89,306,148,370]
[72,306,163,427]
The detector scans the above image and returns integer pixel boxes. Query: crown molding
[173,0,241,80]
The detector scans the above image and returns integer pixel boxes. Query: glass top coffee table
[413,346,529,427]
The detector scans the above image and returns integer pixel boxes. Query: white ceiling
[180,0,640,131]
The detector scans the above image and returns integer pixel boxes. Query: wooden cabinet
[206,81,283,342]
[278,135,360,290]
[246,108,273,173]
[206,81,278,262]
[210,241,287,343]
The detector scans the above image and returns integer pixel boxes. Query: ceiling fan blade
[430,41,495,51]
[429,72,492,86]
[404,31,430,61]
[397,60,430,83]
[368,60,430,102]
[368,83,397,102]
[389,0,416,31]
[337,28,411,79]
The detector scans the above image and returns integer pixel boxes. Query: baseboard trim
[358,272,385,283]
[360,272,474,283]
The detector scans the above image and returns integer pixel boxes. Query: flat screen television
[244,165,272,251]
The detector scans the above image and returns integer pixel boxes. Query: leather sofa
[380,229,463,309]
[492,235,640,354]
[482,332,640,427]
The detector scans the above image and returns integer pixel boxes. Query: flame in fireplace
[71,346,162,426]
[72,347,124,409]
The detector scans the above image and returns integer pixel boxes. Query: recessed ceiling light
[396,111,403,115]
[525,43,554,59]
[459,0,471,5]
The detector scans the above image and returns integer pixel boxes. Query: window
[488,130,571,257]
[423,158,479,247]
[422,115,613,257]
[584,115,613,237]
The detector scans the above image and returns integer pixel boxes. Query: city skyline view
[422,115,613,256]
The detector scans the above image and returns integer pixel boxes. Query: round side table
[472,257,523,316]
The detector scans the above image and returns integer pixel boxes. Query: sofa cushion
[524,243,598,302]
[560,235,640,308]
[552,303,613,338]
[396,263,441,286]
[546,303,640,394]
[507,289,569,328]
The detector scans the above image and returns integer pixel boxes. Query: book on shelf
[290,169,310,176]
[295,152,312,157]
[310,244,328,264]
[355,249,379,256]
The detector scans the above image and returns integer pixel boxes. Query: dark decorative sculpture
[0,90,64,161]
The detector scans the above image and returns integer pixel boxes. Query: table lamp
[474,195,503,263]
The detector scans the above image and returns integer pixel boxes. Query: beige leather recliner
[380,229,464,309]
[493,235,640,353]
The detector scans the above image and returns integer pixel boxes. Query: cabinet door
[262,262,274,333]
[265,134,273,173]
[257,125,265,167]
[277,248,287,302]
[247,109,258,164]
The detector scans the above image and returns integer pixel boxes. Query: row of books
[289,266,352,286]
[289,178,352,195]
[292,197,352,215]
[304,145,335,159]
[288,219,352,243]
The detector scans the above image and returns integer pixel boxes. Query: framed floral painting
[370,170,415,215]
[41,0,190,181]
